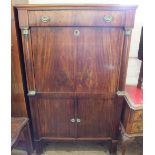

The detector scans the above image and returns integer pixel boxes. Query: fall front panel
[30,27,124,94]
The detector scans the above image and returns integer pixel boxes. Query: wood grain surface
[11,6,27,117]
[15,4,137,154]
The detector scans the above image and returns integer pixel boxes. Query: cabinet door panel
[30,96,75,139]
[76,28,124,93]
[77,98,120,138]
[31,27,76,92]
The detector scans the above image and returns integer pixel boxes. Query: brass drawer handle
[74,29,80,36]
[41,16,50,23]
[103,15,113,23]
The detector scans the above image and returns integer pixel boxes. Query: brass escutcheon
[74,29,80,36]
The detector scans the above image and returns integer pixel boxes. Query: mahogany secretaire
[14,2,137,154]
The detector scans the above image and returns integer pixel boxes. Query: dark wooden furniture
[137,27,143,89]
[11,117,33,155]
[14,2,137,155]
[11,1,27,117]
[121,85,143,155]
[12,1,33,151]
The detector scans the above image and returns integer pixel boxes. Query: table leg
[121,134,135,155]
[109,140,118,155]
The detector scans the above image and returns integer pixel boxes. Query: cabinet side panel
[119,32,132,90]
[11,6,27,117]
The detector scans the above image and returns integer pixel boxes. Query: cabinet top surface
[13,0,138,9]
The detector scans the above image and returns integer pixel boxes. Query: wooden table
[121,85,143,155]
[11,117,33,155]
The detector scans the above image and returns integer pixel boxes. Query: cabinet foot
[109,140,118,155]
[23,123,33,155]
[35,141,43,155]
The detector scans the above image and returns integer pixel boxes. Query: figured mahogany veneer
[14,3,137,155]
[31,27,123,93]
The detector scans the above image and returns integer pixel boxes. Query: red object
[125,85,143,106]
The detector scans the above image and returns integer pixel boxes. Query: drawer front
[132,110,143,122]
[130,121,143,134]
[28,10,125,27]
[126,120,143,134]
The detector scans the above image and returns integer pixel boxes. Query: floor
[12,137,143,155]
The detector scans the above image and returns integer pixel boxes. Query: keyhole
[74,29,80,36]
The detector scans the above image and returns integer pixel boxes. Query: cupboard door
[77,98,120,138]
[31,27,76,92]
[30,96,75,139]
[76,27,124,94]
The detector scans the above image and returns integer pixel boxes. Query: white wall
[126,5,143,85]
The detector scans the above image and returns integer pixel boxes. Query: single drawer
[28,10,125,27]
[130,121,143,134]
[131,110,143,122]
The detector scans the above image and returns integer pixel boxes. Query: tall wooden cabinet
[14,3,137,154]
